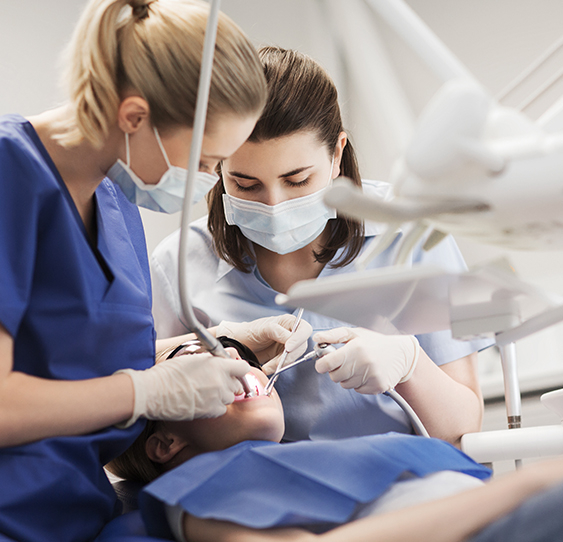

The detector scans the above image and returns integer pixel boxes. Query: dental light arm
[324,177,489,224]
[324,76,563,255]
[324,1,563,253]
[176,0,253,397]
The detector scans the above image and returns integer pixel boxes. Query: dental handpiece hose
[175,0,253,398]
[385,389,429,438]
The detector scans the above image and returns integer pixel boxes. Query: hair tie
[131,0,155,20]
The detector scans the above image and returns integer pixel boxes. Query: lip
[234,373,266,402]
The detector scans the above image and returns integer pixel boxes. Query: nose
[262,186,287,206]
[225,347,242,360]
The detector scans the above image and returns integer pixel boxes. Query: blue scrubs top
[0,115,155,542]
[150,181,490,442]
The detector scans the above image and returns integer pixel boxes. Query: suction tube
[176,0,253,397]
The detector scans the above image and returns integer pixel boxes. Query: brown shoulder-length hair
[208,46,364,273]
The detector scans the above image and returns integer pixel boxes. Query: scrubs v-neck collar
[21,120,114,282]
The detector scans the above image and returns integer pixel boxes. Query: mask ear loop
[153,127,172,168]
[125,132,131,167]
[327,155,335,186]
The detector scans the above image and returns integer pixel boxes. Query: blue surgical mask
[222,159,336,254]
[107,128,219,213]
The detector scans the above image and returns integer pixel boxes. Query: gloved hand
[215,314,313,375]
[115,353,250,428]
[313,327,420,394]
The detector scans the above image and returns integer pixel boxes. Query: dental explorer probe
[176,0,254,397]
[266,343,337,378]
[264,308,304,395]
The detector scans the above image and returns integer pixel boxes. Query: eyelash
[234,183,257,193]
[286,177,310,188]
[234,177,311,192]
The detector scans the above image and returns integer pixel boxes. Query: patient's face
[160,367,284,460]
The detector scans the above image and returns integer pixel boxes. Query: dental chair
[461,343,563,469]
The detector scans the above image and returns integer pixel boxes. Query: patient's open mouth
[234,373,265,401]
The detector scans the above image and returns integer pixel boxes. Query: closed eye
[234,182,259,192]
[284,177,310,188]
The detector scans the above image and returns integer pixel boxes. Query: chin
[225,370,285,444]
[243,408,285,443]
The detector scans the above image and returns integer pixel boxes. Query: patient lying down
[106,340,563,542]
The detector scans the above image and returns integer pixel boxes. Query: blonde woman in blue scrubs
[0,5,317,542]
[151,47,490,447]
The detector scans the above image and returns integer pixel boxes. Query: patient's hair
[207,45,364,272]
[105,337,260,483]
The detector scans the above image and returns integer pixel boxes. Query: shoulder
[152,215,214,263]
[0,114,39,159]
[0,113,29,141]
[151,215,223,289]
[412,231,466,270]
[0,115,59,201]
[189,215,214,248]
[0,115,44,173]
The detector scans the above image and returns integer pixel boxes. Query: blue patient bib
[141,433,491,538]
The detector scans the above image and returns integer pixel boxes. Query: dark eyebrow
[228,165,314,181]
[279,166,314,178]
[228,171,259,180]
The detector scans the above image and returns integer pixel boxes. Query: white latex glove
[115,353,250,428]
[215,314,313,375]
[313,327,420,394]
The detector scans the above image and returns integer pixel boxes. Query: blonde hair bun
[56,0,266,148]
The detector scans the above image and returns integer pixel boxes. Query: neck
[254,229,330,294]
[27,106,122,239]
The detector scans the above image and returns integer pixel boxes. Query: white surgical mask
[222,159,336,254]
[107,128,219,213]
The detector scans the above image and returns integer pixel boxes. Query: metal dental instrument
[266,343,337,378]
[264,308,304,395]
[265,344,429,437]
[176,0,254,398]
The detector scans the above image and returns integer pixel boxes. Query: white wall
[3,0,563,395]
[0,1,84,115]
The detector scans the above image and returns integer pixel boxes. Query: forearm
[395,351,483,445]
[185,515,315,542]
[0,370,134,447]
[321,464,556,542]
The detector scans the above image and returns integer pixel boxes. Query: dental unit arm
[176,0,254,398]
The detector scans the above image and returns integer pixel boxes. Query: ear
[146,427,189,464]
[331,131,348,179]
[117,96,151,134]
